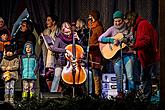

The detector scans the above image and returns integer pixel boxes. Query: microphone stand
[86,19,92,96]
[119,41,124,93]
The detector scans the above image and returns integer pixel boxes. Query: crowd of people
[0,9,159,106]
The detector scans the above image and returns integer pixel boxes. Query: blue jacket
[21,41,37,79]
[21,55,37,79]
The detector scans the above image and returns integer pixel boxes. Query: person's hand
[114,39,120,45]
[73,32,80,40]
[6,66,11,71]
[47,45,53,51]
[65,50,73,58]
[128,43,134,48]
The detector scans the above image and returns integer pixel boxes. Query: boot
[9,94,14,106]
[22,92,28,100]
[46,79,52,90]
[4,94,9,102]
[30,92,34,98]
[94,76,101,97]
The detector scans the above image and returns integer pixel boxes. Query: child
[0,29,11,61]
[0,44,19,105]
[20,41,38,100]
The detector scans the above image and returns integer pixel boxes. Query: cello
[61,34,87,85]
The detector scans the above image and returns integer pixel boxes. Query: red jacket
[132,16,159,68]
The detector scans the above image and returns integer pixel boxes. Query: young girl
[49,22,80,93]
[21,41,38,100]
[0,44,19,105]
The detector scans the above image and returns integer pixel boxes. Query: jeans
[141,64,152,102]
[86,68,93,95]
[50,67,62,92]
[114,55,134,93]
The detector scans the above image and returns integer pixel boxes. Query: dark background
[0,0,163,106]
[0,0,159,34]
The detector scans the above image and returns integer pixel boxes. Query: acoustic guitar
[99,33,127,60]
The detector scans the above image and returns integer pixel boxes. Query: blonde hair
[61,22,71,35]
[76,18,87,30]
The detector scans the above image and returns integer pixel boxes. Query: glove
[101,37,114,43]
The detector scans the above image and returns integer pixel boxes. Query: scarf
[58,32,73,44]
[87,20,103,29]
[4,54,17,61]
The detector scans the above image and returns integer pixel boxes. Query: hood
[23,41,34,55]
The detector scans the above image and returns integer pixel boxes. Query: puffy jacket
[21,55,37,79]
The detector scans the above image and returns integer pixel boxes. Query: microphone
[88,16,92,20]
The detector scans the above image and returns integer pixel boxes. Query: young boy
[20,41,38,100]
[0,44,19,105]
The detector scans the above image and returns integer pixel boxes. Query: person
[20,41,38,100]
[13,19,36,55]
[124,11,160,102]
[48,22,81,94]
[98,10,135,97]
[76,18,89,53]
[39,15,60,91]
[0,29,11,61]
[75,18,92,95]
[0,17,11,41]
[0,44,19,105]
[88,10,104,97]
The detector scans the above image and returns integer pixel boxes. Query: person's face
[21,22,28,32]
[6,51,13,57]
[25,44,32,54]
[114,18,123,27]
[46,16,55,28]
[0,21,4,28]
[76,20,83,30]
[76,21,80,29]
[1,34,8,41]
[61,22,71,36]
[124,16,133,28]
[71,25,76,32]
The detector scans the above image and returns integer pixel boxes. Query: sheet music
[41,34,54,49]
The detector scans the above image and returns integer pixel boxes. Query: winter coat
[21,41,37,80]
[0,55,19,81]
[0,40,11,58]
[87,20,104,69]
[132,16,159,68]
[21,55,37,80]
[38,26,60,68]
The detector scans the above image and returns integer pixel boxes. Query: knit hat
[88,10,100,20]
[113,10,124,19]
[5,44,15,53]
